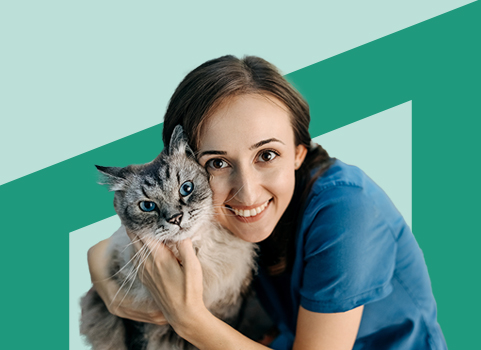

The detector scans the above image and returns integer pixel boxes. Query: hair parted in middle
[162,55,312,152]
[161,55,333,275]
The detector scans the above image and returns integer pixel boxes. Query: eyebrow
[198,138,285,159]
[197,150,227,159]
[249,138,285,150]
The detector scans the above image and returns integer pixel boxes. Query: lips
[225,198,272,218]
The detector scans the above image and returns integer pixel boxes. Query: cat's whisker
[116,244,152,307]
[140,238,155,279]
[121,237,145,252]
[116,271,138,309]
[105,238,150,279]
[212,184,244,206]
[99,242,148,282]
[119,246,153,307]
[132,243,152,278]
[114,246,147,288]
[110,244,149,307]
[199,212,236,218]
[132,235,165,282]
[115,241,150,275]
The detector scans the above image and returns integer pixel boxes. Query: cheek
[265,165,296,200]
[208,175,230,206]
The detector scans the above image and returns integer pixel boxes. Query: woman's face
[197,94,307,243]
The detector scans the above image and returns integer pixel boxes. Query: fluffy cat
[80,125,257,350]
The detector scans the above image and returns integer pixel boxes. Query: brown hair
[162,55,333,274]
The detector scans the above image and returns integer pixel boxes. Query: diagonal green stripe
[1,2,479,349]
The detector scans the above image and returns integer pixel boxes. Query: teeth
[231,200,270,218]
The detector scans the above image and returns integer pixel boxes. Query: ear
[95,165,128,191]
[294,144,308,170]
[169,124,195,158]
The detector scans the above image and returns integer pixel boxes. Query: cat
[80,125,257,350]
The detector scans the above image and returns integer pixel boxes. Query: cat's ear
[95,165,129,191]
[169,124,195,158]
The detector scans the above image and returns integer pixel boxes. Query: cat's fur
[80,125,257,350]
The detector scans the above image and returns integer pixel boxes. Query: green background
[1,1,479,349]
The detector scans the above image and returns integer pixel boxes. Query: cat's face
[96,126,212,242]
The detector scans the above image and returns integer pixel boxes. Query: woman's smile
[197,93,307,243]
[225,198,272,222]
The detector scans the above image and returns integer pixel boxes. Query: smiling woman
[196,94,307,243]
[87,55,447,350]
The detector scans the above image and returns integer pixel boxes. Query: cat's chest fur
[108,222,256,321]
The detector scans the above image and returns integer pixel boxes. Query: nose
[230,165,260,205]
[167,212,183,226]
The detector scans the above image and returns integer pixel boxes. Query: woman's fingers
[177,238,204,307]
[147,237,180,268]
[178,238,200,273]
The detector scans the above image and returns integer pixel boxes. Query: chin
[232,227,273,243]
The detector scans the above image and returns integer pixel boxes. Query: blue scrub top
[254,159,447,350]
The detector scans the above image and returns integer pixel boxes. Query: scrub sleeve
[299,184,396,313]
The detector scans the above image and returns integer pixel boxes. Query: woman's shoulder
[300,157,405,241]
[301,158,375,216]
[309,158,369,195]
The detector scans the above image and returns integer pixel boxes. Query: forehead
[199,94,294,150]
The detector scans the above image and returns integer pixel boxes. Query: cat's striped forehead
[131,151,208,202]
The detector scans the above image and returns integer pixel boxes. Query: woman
[88,55,447,349]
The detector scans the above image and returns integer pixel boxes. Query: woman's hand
[125,230,206,333]
[87,237,168,325]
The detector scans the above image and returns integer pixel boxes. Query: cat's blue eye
[180,181,194,196]
[139,201,156,212]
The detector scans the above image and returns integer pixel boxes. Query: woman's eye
[180,181,194,196]
[139,201,156,212]
[206,158,228,170]
[258,150,278,162]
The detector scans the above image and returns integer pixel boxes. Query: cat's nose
[167,212,183,226]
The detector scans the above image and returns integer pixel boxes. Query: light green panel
[313,101,412,227]
[69,215,121,350]
[0,0,473,185]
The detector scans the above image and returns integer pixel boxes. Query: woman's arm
[293,306,363,350]
[173,304,363,350]
[130,233,363,350]
[87,236,168,325]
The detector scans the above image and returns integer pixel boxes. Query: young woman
[87,55,447,349]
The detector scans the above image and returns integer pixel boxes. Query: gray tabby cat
[80,125,257,350]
